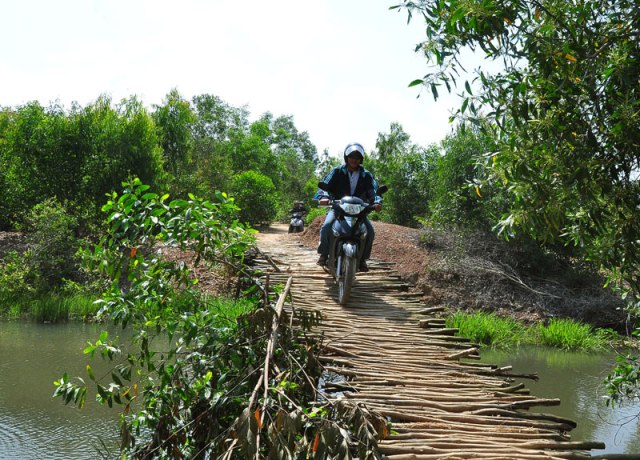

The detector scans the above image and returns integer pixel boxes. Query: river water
[0,322,120,460]
[2,322,640,458]
[481,347,640,456]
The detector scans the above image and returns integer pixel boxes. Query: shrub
[23,198,82,289]
[0,251,35,311]
[230,170,278,226]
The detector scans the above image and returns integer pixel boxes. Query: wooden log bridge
[255,225,605,459]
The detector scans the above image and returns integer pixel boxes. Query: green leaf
[450,7,466,25]
[408,79,424,87]
[430,83,439,100]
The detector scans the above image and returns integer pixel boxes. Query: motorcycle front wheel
[338,255,357,305]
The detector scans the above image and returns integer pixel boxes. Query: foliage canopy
[395,0,640,400]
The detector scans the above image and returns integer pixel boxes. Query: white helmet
[343,142,365,163]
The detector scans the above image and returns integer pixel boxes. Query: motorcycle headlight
[340,203,364,215]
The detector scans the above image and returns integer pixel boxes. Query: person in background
[289,200,306,215]
[314,142,382,272]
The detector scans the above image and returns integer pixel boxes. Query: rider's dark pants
[317,209,375,260]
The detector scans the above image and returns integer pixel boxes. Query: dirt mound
[299,217,427,280]
[296,218,627,330]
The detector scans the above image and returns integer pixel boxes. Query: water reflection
[0,322,120,460]
[481,346,640,455]
[3,322,640,457]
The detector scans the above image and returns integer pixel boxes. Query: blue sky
[1,0,467,156]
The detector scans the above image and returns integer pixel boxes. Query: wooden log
[467,408,577,429]
[444,347,480,360]
[387,430,568,441]
[418,306,446,314]
[377,443,588,457]
[421,327,460,336]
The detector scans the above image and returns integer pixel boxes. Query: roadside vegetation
[52,179,385,458]
[446,312,617,352]
[1,0,640,455]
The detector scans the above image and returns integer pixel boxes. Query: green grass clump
[445,312,617,351]
[29,293,100,322]
[204,296,256,330]
[446,311,526,348]
[1,292,100,322]
[535,318,611,351]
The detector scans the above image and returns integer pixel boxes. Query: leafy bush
[0,251,35,311]
[428,123,507,230]
[0,198,84,311]
[368,123,434,227]
[230,170,278,226]
[22,198,82,288]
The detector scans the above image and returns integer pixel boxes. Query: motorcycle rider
[288,200,307,233]
[315,142,383,272]
[289,200,307,215]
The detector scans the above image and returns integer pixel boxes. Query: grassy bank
[1,292,101,322]
[1,290,256,324]
[446,312,618,351]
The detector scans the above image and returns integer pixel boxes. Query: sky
[1,0,466,156]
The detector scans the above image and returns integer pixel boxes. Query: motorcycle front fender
[334,242,358,278]
[342,242,358,258]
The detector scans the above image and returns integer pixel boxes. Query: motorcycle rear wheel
[338,255,356,305]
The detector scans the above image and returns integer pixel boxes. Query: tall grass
[446,312,526,348]
[203,296,256,330]
[29,293,100,322]
[446,312,616,351]
[534,318,612,351]
[0,292,100,322]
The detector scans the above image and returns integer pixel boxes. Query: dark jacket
[315,164,383,204]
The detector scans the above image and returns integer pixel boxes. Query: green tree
[80,95,164,213]
[0,102,83,220]
[270,114,318,163]
[0,97,164,228]
[268,114,318,214]
[230,170,279,226]
[369,123,435,227]
[396,0,640,400]
[430,122,505,229]
[152,89,196,196]
[190,94,250,197]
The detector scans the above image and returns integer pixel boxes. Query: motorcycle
[318,182,388,305]
[288,210,305,233]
